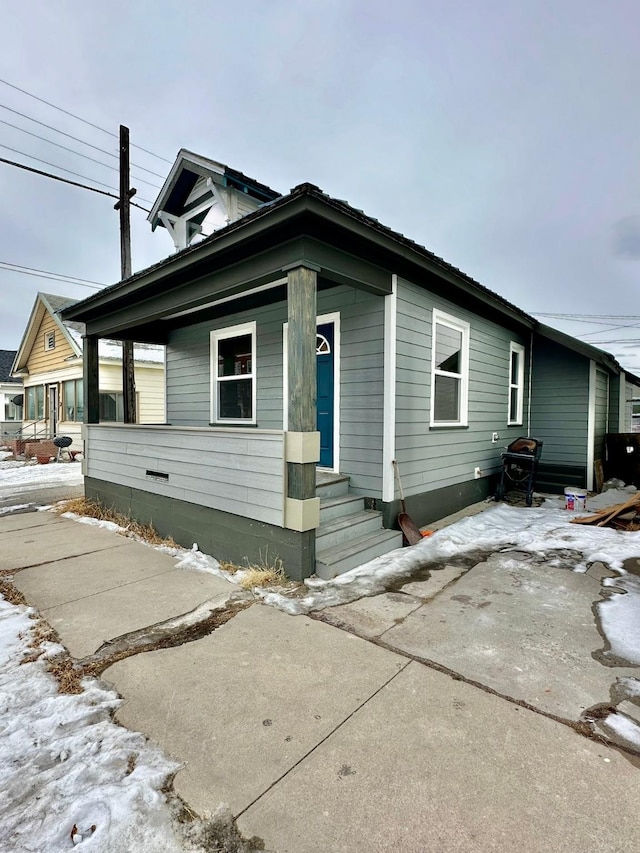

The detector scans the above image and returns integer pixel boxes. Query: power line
[0,146,154,205]
[0,143,117,191]
[0,262,105,290]
[0,102,166,178]
[0,155,151,212]
[532,312,640,321]
[0,117,162,189]
[0,77,172,163]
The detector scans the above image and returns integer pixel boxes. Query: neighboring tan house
[62,152,640,581]
[0,349,22,438]
[12,293,165,448]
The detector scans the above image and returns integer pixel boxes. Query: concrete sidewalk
[1,510,639,852]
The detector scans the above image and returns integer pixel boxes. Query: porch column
[83,335,99,424]
[122,340,137,424]
[285,263,320,579]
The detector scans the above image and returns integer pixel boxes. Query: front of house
[11,293,165,450]
[61,154,637,580]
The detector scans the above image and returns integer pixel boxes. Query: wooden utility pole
[116,125,137,424]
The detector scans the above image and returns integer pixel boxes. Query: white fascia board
[12,297,45,373]
[382,275,398,502]
[587,360,596,491]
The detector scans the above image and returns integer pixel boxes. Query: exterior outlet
[492,432,499,442]
[474,467,483,479]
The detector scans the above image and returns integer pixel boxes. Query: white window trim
[508,342,525,426]
[430,309,470,427]
[210,321,257,425]
[45,331,55,351]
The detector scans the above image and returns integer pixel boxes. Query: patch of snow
[617,676,640,700]
[601,712,640,750]
[597,575,640,664]
[0,450,12,460]
[61,512,127,534]
[0,596,196,853]
[260,504,640,615]
[0,504,32,515]
[171,546,240,584]
[0,460,83,491]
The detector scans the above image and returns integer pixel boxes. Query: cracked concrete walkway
[2,511,640,852]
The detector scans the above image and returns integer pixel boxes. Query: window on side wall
[99,392,125,422]
[210,322,256,424]
[63,379,84,422]
[508,342,525,425]
[430,310,470,427]
[26,385,45,421]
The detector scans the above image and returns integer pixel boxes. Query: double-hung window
[210,322,256,424]
[508,342,525,425]
[430,310,469,426]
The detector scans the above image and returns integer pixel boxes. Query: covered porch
[63,189,394,578]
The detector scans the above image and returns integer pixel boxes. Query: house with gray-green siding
[61,151,638,581]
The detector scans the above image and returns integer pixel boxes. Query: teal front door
[316,322,335,468]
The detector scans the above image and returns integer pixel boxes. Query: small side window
[430,310,470,427]
[508,342,525,425]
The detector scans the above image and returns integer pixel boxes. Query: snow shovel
[392,460,423,546]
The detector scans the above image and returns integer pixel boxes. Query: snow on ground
[0,459,83,492]
[0,598,197,853]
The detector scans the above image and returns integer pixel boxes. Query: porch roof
[61,183,535,342]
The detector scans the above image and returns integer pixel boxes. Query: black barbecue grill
[495,437,543,507]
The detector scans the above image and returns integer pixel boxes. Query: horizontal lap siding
[85,426,284,526]
[395,278,530,495]
[166,302,288,429]
[594,369,609,462]
[529,339,589,466]
[165,286,385,495]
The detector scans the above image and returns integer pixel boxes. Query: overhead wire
[0,102,165,178]
[0,77,172,163]
[0,118,162,189]
[0,155,151,212]
[0,262,105,290]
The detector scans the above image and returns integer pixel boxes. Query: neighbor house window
[4,399,19,420]
[508,342,525,425]
[45,331,56,350]
[99,391,125,422]
[63,379,84,422]
[210,322,256,423]
[26,385,45,420]
[430,310,469,426]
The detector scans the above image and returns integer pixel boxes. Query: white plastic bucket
[564,487,587,512]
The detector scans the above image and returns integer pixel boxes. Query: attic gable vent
[44,331,55,351]
[149,150,280,253]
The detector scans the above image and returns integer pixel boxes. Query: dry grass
[55,497,177,547]
[238,551,287,589]
[0,579,28,606]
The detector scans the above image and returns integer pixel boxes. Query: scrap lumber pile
[571,493,640,530]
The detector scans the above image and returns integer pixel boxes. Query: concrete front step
[316,510,384,550]
[315,472,350,499]
[316,529,403,580]
[319,494,365,524]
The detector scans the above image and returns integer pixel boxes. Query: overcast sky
[1,1,639,370]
